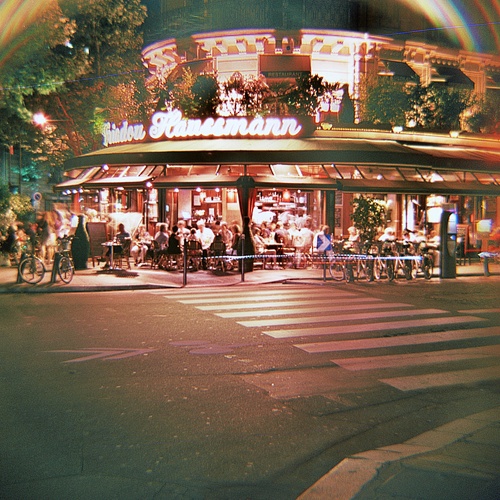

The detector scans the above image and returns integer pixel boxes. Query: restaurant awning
[64,134,500,174]
[82,175,154,189]
[431,65,474,88]
[152,174,337,190]
[55,167,101,189]
[379,60,419,82]
[337,179,500,196]
[61,129,500,195]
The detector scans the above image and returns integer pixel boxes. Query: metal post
[240,233,245,282]
[183,242,188,286]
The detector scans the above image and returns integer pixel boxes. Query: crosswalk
[162,286,500,393]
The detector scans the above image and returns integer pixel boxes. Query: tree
[362,78,409,126]
[284,74,332,116]
[464,92,500,134]
[191,74,220,118]
[1,0,149,194]
[0,181,35,234]
[351,195,386,243]
[408,84,473,131]
[221,73,271,116]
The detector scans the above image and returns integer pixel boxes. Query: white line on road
[217,301,413,318]
[296,326,500,353]
[242,308,446,328]
[333,345,500,371]
[268,315,484,339]
[457,308,500,314]
[380,365,500,391]
[197,297,381,311]
[165,289,357,303]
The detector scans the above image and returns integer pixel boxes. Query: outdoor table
[101,241,123,270]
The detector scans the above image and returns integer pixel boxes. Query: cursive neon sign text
[149,110,302,140]
[102,121,146,147]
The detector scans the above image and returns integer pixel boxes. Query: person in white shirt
[196,220,214,269]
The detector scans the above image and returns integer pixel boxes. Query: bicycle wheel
[365,257,375,282]
[387,259,395,281]
[329,260,345,281]
[57,256,75,283]
[423,256,433,279]
[345,261,355,282]
[403,260,413,280]
[19,256,45,284]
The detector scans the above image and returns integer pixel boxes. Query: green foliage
[363,78,409,126]
[465,92,500,133]
[407,84,473,130]
[222,73,271,116]
[0,181,35,234]
[0,0,149,194]
[284,74,332,116]
[191,75,220,118]
[351,196,386,242]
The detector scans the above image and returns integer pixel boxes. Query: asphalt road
[1,277,499,499]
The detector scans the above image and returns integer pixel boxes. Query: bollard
[240,234,245,282]
[182,243,188,286]
[482,256,490,277]
[478,252,492,277]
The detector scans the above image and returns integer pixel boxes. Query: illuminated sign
[102,109,304,146]
[102,121,146,147]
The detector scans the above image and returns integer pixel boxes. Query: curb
[297,406,500,500]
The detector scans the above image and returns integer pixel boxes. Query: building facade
[58,1,500,253]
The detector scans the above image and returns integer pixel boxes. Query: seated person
[252,227,279,269]
[104,223,130,267]
[166,225,182,266]
[131,224,152,265]
[154,224,169,250]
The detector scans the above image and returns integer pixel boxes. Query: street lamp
[33,112,48,127]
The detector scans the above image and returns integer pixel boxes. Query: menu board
[87,222,108,261]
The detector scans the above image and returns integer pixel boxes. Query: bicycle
[51,235,75,284]
[18,241,46,284]
[415,242,434,279]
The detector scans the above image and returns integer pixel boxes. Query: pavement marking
[380,365,500,391]
[197,296,382,311]
[457,308,500,314]
[217,301,412,318]
[239,308,445,328]
[332,345,500,371]
[266,316,484,338]
[296,326,500,353]
[46,348,157,363]
[174,290,356,304]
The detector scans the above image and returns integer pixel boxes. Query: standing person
[196,220,214,270]
[316,225,332,255]
[220,221,233,252]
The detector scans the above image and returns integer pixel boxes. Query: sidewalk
[0,259,494,293]
[299,406,500,500]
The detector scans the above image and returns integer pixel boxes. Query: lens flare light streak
[396,0,500,53]
[0,0,51,70]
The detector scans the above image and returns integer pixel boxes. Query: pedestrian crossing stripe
[332,345,500,371]
[268,315,484,338]
[380,365,500,391]
[171,289,357,305]
[217,301,412,318]
[296,326,500,353]
[239,308,447,328]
